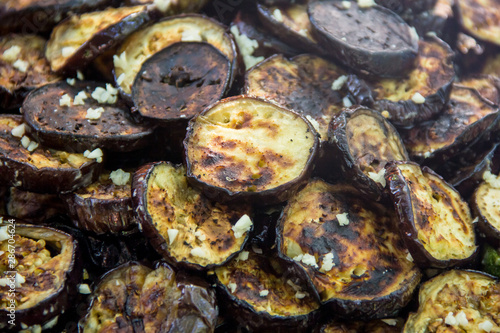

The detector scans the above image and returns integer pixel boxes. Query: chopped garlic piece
[411,92,426,104]
[341,1,352,9]
[27,141,39,152]
[381,110,390,118]
[298,29,308,37]
[232,214,253,238]
[331,75,348,90]
[21,136,30,149]
[228,282,237,293]
[86,107,105,120]
[153,0,172,13]
[66,78,76,86]
[61,46,76,58]
[11,123,26,138]
[406,253,414,262]
[294,253,319,268]
[74,91,88,105]
[478,320,493,332]
[77,70,84,80]
[367,168,386,187]
[109,169,130,186]
[295,291,307,299]
[273,9,284,22]
[59,93,72,106]
[381,319,398,326]
[320,253,335,272]
[116,73,126,85]
[15,273,25,288]
[92,84,118,104]
[230,25,264,69]
[78,284,92,294]
[85,148,103,161]
[445,312,457,326]
[358,0,376,8]
[456,311,468,326]
[0,226,10,241]
[181,28,203,42]
[236,251,249,261]
[337,212,350,226]
[113,51,128,72]
[2,45,21,62]
[13,59,29,72]
[167,229,179,245]
[342,96,353,107]
[190,247,207,258]
[194,230,207,241]
[409,26,419,43]
[259,290,269,297]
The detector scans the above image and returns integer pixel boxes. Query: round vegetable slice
[0,222,81,332]
[21,80,155,153]
[132,42,232,124]
[385,161,478,268]
[132,162,252,270]
[61,168,138,235]
[472,171,500,246]
[278,180,421,319]
[456,0,500,47]
[214,251,320,331]
[0,115,101,193]
[184,96,319,204]
[0,34,60,110]
[404,270,500,332]
[308,0,419,78]
[80,261,218,332]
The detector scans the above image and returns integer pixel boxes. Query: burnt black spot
[201,150,225,167]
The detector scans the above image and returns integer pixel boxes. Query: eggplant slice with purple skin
[21,80,155,153]
[132,162,253,271]
[184,96,319,204]
[347,36,455,128]
[61,168,138,235]
[214,251,320,332]
[0,222,82,332]
[385,161,478,268]
[472,171,500,246]
[403,270,500,332]
[308,0,419,78]
[0,34,61,111]
[326,107,409,200]
[0,115,101,193]
[7,187,66,224]
[132,42,232,124]
[79,261,218,332]
[244,53,345,141]
[114,14,240,96]
[313,318,405,333]
[456,0,500,47]
[278,180,422,319]
[45,5,159,75]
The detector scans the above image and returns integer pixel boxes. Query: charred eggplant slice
[0,34,60,111]
[22,80,155,153]
[132,42,232,124]
[132,162,252,270]
[456,0,500,47]
[326,107,409,199]
[46,5,157,75]
[114,14,239,95]
[214,252,320,331]
[472,171,500,246]
[314,318,405,333]
[184,96,319,204]
[61,168,138,235]
[308,0,419,78]
[385,161,477,268]
[0,115,101,193]
[403,270,500,332]
[80,261,218,332]
[0,222,81,332]
[245,53,345,141]
[278,180,421,319]
[7,187,65,224]
[376,0,437,15]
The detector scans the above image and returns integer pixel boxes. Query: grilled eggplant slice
[385,161,477,268]
[472,171,500,246]
[214,252,320,331]
[7,187,65,224]
[22,80,155,153]
[126,0,209,14]
[114,14,239,96]
[278,180,421,319]
[308,0,419,78]
[314,318,405,333]
[401,76,499,160]
[80,261,218,332]
[0,0,112,34]
[349,36,455,127]
[376,0,437,15]
[0,34,60,111]
[244,54,345,141]
[61,168,138,235]
[184,96,319,204]
[132,42,232,124]
[326,107,409,199]
[408,0,457,45]
[0,115,101,193]
[256,2,325,55]
[403,270,500,332]
[132,162,252,270]
[456,0,500,47]
[0,222,81,332]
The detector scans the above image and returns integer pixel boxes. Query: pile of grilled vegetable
[1,0,500,332]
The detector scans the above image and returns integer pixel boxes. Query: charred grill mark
[200,148,226,167]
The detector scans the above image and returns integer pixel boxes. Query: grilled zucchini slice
[386,161,477,268]
[326,107,409,200]
[61,168,138,235]
[132,162,252,271]
[403,270,500,332]
[80,261,218,332]
[214,252,320,331]
[132,42,232,124]
[456,0,500,47]
[21,80,155,153]
[472,171,500,246]
[308,0,419,78]
[0,222,81,332]
[184,96,319,204]
[114,14,239,96]
[7,187,65,224]
[0,115,101,193]
[278,180,421,319]
[245,53,345,141]
[46,5,157,74]
[0,34,60,111]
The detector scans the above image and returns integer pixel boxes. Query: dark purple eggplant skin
[0,222,82,332]
[0,0,114,34]
[308,0,419,78]
[49,6,161,75]
[183,96,320,205]
[7,187,66,224]
[385,161,479,269]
